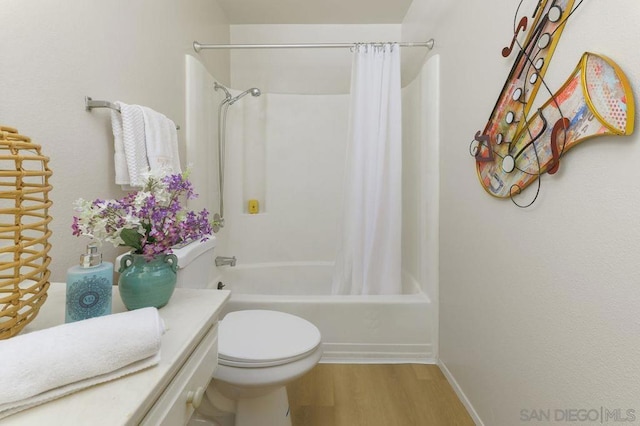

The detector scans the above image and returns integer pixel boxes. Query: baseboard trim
[438,359,484,426]
[320,342,435,364]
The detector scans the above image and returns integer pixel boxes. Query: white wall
[401,0,454,86]
[0,0,231,280]
[427,0,640,424]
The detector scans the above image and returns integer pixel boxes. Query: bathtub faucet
[215,256,237,267]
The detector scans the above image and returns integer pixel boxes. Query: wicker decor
[0,126,52,339]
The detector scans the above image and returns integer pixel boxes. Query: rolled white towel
[0,307,164,419]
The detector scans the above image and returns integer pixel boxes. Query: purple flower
[72,172,212,259]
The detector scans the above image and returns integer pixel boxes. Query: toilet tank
[172,237,217,289]
[115,237,217,290]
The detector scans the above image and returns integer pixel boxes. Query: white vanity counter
[2,283,230,426]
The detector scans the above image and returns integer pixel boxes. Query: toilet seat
[218,310,322,368]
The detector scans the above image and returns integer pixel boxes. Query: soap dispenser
[66,243,113,323]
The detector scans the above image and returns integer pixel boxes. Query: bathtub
[215,262,434,363]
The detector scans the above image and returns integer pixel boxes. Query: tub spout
[215,256,237,267]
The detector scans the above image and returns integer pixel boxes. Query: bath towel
[0,307,165,419]
[110,107,129,186]
[112,101,149,188]
[141,106,181,175]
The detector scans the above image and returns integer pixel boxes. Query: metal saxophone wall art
[470,0,635,207]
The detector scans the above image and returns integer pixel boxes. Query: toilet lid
[218,310,322,368]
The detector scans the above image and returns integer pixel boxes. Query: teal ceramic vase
[118,253,178,310]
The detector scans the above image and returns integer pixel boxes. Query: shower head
[229,87,261,105]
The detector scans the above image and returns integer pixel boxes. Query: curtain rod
[193,39,434,52]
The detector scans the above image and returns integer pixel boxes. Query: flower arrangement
[72,171,212,259]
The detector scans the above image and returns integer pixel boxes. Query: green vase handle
[164,254,179,273]
[119,254,134,273]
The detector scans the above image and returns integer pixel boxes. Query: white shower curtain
[332,43,402,295]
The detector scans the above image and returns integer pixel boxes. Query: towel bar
[85,97,180,130]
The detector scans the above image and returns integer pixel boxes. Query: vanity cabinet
[3,283,230,426]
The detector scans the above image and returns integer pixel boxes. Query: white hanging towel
[141,106,182,174]
[112,102,149,188]
[110,107,129,186]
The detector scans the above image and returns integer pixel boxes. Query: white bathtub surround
[242,92,267,213]
[401,54,440,357]
[185,55,221,226]
[332,43,403,295]
[186,48,438,364]
[218,262,433,363]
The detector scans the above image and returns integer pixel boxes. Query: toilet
[171,238,323,426]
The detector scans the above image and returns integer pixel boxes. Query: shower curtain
[332,43,402,295]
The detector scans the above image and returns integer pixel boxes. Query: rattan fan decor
[0,126,53,339]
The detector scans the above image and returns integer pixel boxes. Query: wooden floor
[286,364,474,426]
